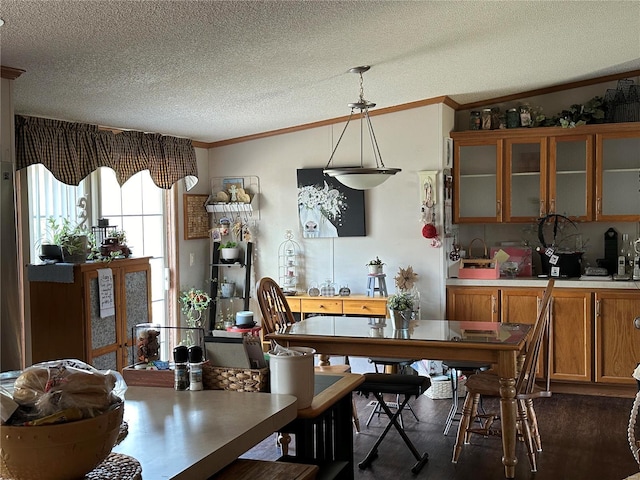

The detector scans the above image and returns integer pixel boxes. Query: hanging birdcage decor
[278,230,302,295]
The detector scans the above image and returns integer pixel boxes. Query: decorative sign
[184,194,210,240]
[97,268,115,318]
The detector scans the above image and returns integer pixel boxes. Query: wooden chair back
[516,279,555,398]
[256,277,295,338]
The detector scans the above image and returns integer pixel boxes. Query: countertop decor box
[122,365,174,388]
[458,259,500,279]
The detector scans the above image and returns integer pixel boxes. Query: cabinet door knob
[634,316,640,330]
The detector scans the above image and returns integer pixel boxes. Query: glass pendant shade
[324,167,401,190]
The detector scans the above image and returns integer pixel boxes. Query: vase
[389,309,411,330]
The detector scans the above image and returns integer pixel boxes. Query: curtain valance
[15,115,198,189]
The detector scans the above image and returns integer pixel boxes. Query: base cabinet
[446,286,499,322]
[447,285,636,386]
[548,290,592,382]
[29,257,152,371]
[595,291,640,384]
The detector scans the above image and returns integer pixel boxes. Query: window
[26,165,168,327]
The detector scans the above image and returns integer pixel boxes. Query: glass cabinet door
[504,138,546,222]
[549,135,593,221]
[454,140,503,223]
[596,132,640,221]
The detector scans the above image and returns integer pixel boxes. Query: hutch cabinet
[29,257,151,372]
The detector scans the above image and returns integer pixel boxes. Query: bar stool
[442,361,489,435]
[366,274,388,297]
[356,373,431,474]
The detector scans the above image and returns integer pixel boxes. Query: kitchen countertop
[447,277,640,290]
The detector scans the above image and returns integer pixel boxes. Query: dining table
[266,315,533,479]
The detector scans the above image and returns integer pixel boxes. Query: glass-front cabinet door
[596,130,640,221]
[548,135,593,221]
[504,137,546,222]
[454,139,503,223]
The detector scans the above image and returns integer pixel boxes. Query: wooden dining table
[267,316,533,479]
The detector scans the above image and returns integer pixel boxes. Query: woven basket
[203,364,269,392]
[425,375,466,400]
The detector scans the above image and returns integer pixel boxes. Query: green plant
[219,241,238,249]
[387,291,414,311]
[366,256,385,266]
[44,217,88,255]
[179,287,212,328]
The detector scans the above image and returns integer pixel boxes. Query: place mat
[85,453,142,480]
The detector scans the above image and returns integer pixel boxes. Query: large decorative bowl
[0,402,124,480]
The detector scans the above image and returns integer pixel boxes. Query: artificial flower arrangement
[387,291,415,312]
[179,287,212,328]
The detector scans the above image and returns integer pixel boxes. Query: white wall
[176,147,211,294]
[206,103,455,318]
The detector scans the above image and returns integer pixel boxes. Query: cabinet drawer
[286,298,301,313]
[301,298,342,314]
[342,299,387,316]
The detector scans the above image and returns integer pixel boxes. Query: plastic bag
[12,359,126,421]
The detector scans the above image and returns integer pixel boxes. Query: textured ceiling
[1,1,639,143]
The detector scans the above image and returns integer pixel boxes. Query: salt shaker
[188,345,204,391]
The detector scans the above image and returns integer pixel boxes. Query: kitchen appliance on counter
[536,214,584,278]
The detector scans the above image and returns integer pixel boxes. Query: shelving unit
[209,241,253,331]
[278,231,301,294]
[206,176,260,220]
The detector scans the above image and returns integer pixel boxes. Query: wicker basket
[425,375,466,400]
[203,364,269,393]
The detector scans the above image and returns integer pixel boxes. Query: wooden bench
[210,459,319,480]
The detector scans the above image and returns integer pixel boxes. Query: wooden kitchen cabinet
[452,122,639,224]
[29,257,152,371]
[595,127,640,221]
[594,290,640,384]
[446,286,499,322]
[453,138,503,223]
[548,289,592,382]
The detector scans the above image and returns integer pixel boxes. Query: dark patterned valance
[15,115,198,189]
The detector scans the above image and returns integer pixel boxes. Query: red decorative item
[422,223,437,239]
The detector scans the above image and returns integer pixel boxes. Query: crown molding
[1,66,26,80]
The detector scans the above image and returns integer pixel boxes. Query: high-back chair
[256,277,361,436]
[452,279,555,473]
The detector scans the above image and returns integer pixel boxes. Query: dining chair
[452,279,555,473]
[256,277,361,438]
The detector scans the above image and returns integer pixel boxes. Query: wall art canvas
[297,168,366,238]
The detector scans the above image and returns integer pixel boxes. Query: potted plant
[42,217,88,263]
[366,256,385,275]
[387,292,414,330]
[219,241,241,262]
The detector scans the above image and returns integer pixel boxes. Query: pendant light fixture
[323,66,401,190]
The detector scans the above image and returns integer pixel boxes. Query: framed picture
[183,194,210,240]
[297,168,366,238]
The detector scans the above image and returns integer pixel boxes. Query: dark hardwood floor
[242,391,639,479]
